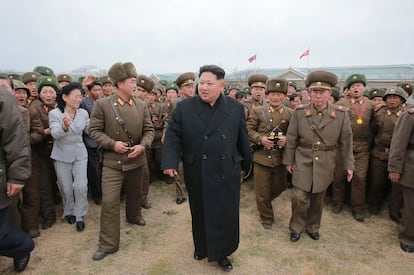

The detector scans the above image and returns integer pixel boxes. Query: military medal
[352,99,366,126]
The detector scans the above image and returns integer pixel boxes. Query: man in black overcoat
[161,65,252,272]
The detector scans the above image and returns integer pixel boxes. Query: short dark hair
[57,82,82,113]
[199,65,225,80]
[86,80,102,91]
[289,93,300,101]
[235,91,246,99]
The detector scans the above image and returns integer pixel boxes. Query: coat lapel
[204,95,230,136]
[318,103,334,129]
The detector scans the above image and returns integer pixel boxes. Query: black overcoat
[161,94,252,260]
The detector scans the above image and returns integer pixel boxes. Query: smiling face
[63,88,83,109]
[39,86,57,105]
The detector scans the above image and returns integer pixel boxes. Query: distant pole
[306,47,310,72]
[255,53,258,72]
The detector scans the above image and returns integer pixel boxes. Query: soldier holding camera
[247,77,293,229]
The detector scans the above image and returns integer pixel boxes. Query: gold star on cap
[46,69,50,73]
[259,82,264,86]
[390,88,395,92]
[353,75,357,79]
[31,74,36,78]
[276,82,280,87]
[406,84,410,88]
[47,78,52,81]
[63,75,67,79]
[316,82,321,86]
[140,80,145,84]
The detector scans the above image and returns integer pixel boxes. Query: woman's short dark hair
[289,93,300,101]
[57,82,82,113]
[199,65,225,80]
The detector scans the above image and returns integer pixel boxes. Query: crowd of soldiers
[1,63,414,268]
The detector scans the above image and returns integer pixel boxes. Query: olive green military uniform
[89,93,154,253]
[283,71,354,237]
[388,108,414,250]
[368,88,406,220]
[335,96,375,215]
[247,77,293,226]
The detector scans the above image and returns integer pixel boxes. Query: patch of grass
[149,261,175,275]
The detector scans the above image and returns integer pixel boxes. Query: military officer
[227,83,242,99]
[247,77,293,229]
[136,75,156,209]
[21,72,42,106]
[333,74,376,222]
[100,76,114,97]
[89,62,154,261]
[368,88,386,107]
[283,71,354,242]
[244,74,268,117]
[57,73,73,89]
[388,107,414,253]
[367,88,406,223]
[399,82,414,106]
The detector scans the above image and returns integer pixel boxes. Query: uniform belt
[299,142,336,151]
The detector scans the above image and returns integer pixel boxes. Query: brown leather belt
[299,142,336,151]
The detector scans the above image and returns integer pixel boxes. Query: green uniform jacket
[283,103,354,193]
[388,108,414,188]
[247,103,293,167]
[89,94,154,172]
[372,105,404,161]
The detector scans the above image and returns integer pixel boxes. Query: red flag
[248,54,256,63]
[299,49,309,59]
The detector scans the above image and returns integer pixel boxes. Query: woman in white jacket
[49,82,89,232]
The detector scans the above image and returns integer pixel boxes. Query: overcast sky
[1,0,414,75]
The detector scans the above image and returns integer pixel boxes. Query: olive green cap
[346,74,366,89]
[137,75,155,92]
[331,87,340,101]
[228,83,242,92]
[383,87,407,103]
[305,71,338,90]
[266,77,288,94]
[176,72,195,88]
[368,88,385,100]
[242,86,251,94]
[247,74,268,88]
[100,75,112,85]
[22,72,41,84]
[57,73,73,83]
[8,73,21,81]
[397,82,413,96]
[166,82,179,93]
[12,80,29,92]
[288,80,297,89]
[33,66,55,77]
[36,76,58,92]
[159,79,170,87]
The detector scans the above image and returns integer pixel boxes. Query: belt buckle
[385,148,389,153]
[312,143,320,151]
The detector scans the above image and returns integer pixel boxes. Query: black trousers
[0,207,34,259]
[87,147,102,201]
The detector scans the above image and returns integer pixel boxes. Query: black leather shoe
[217,257,233,272]
[176,198,186,205]
[352,211,364,222]
[290,233,301,242]
[132,218,146,226]
[193,252,206,260]
[92,251,111,261]
[42,220,55,229]
[14,254,30,272]
[400,242,414,253]
[65,215,76,224]
[76,221,85,232]
[308,232,320,240]
[390,212,402,224]
[141,202,152,209]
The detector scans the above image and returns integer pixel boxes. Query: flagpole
[255,53,257,72]
[306,47,310,72]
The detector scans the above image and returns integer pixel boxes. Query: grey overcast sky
[1,0,414,75]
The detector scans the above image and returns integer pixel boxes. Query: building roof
[226,64,414,82]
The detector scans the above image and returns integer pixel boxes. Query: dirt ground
[1,180,413,275]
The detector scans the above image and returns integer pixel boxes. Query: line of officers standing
[3,65,414,256]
